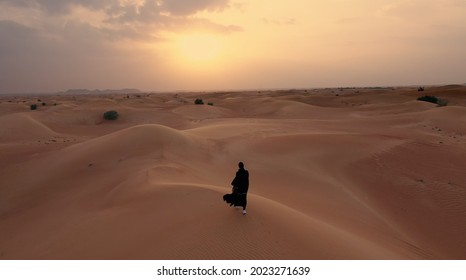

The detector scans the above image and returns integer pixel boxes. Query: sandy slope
[0,86,465,259]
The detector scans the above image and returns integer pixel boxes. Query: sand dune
[0,86,465,259]
[0,113,58,142]
[172,104,233,119]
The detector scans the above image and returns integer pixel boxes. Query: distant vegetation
[418,95,438,103]
[103,110,119,120]
[30,104,37,110]
[417,95,448,107]
[194,98,214,106]
[418,87,425,92]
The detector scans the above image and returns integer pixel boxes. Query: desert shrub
[418,87,425,92]
[194,98,204,105]
[30,104,37,110]
[417,95,438,104]
[207,102,214,106]
[42,102,47,106]
[417,95,448,107]
[103,110,119,120]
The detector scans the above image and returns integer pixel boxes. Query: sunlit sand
[1,86,465,259]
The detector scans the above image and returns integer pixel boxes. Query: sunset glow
[177,33,223,63]
[0,0,465,93]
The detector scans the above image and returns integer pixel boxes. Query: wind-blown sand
[1,86,465,259]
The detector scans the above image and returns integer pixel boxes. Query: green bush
[417,95,448,107]
[103,110,119,120]
[417,95,438,104]
[30,104,37,110]
[194,98,204,105]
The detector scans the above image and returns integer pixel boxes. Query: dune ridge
[0,113,58,142]
[0,86,465,259]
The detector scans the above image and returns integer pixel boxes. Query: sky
[1,0,465,93]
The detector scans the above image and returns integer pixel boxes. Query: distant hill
[61,88,142,95]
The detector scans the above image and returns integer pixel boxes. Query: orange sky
[0,0,465,93]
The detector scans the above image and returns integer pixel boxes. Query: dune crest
[0,113,58,142]
[1,87,465,259]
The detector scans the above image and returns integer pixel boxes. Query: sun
[177,33,222,63]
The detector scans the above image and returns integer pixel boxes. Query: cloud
[21,0,232,17]
[262,17,296,26]
[0,0,242,93]
[0,18,174,94]
[105,1,161,24]
[376,0,466,22]
[161,0,230,16]
[0,0,238,35]
[0,0,111,14]
[1,0,232,21]
[0,0,241,52]
[0,20,109,88]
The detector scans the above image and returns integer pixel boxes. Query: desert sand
[0,86,465,259]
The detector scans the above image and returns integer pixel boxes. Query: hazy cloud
[0,0,237,33]
[0,0,111,14]
[377,0,466,21]
[161,0,230,16]
[262,17,296,26]
[0,0,240,59]
[0,0,231,22]
[1,0,464,94]
[0,0,240,93]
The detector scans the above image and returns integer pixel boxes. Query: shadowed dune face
[0,86,466,259]
[0,113,58,142]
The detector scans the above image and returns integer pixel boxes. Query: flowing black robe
[223,168,249,208]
